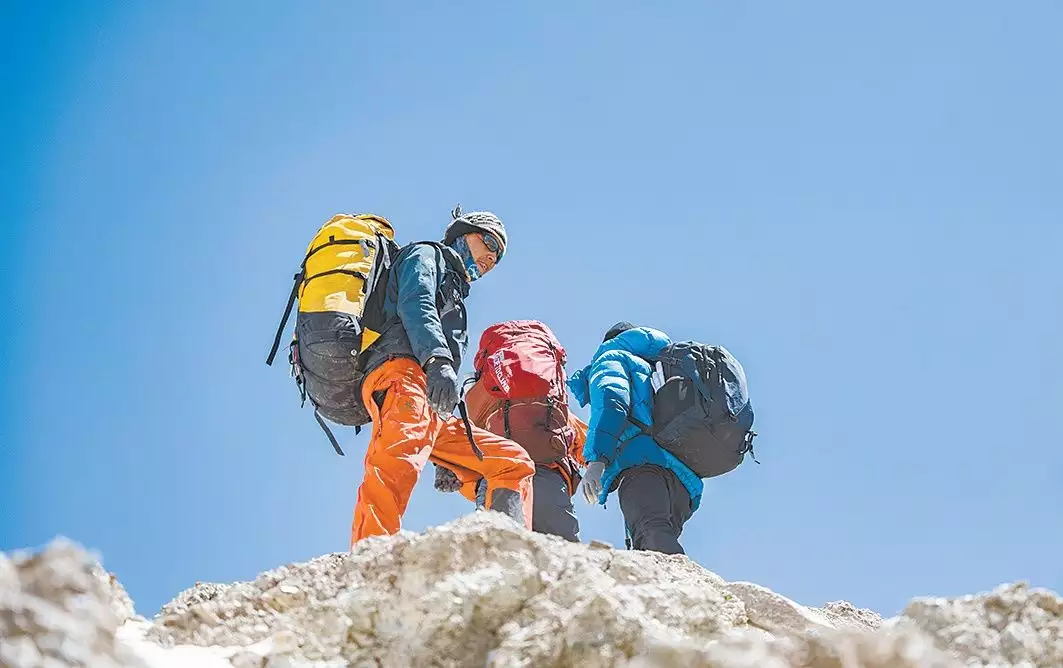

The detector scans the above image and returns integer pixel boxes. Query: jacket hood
[568,326,672,407]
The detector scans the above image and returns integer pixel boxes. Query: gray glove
[433,464,462,493]
[424,356,459,417]
[581,461,606,505]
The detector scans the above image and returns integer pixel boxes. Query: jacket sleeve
[581,352,633,465]
[568,414,589,466]
[394,244,453,366]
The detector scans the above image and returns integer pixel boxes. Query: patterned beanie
[443,205,507,257]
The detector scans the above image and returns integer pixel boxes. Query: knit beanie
[603,321,637,342]
[443,205,507,257]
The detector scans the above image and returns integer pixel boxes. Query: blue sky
[2,1,1060,618]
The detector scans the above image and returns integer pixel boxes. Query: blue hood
[569,327,671,407]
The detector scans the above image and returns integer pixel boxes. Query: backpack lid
[474,320,566,372]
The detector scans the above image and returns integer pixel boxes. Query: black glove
[433,464,462,493]
[424,356,459,417]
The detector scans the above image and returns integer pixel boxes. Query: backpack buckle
[743,430,760,465]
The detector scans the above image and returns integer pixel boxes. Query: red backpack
[471,320,574,463]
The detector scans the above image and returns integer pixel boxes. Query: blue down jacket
[567,327,703,510]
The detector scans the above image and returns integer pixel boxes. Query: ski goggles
[481,232,504,260]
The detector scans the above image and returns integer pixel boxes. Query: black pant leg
[618,465,691,555]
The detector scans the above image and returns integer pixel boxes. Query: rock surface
[3,513,1061,667]
[0,538,144,668]
[899,582,1063,667]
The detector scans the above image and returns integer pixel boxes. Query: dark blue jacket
[568,327,703,510]
[361,242,471,374]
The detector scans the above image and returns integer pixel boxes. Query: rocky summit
[2,512,1060,667]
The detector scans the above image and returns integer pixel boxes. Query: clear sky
[3,1,1060,619]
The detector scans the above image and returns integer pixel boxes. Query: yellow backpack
[266,213,400,453]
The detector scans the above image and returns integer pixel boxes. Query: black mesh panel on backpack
[650,342,755,479]
[294,311,372,427]
[290,235,397,430]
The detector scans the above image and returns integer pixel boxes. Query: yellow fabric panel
[361,328,382,351]
[298,214,395,315]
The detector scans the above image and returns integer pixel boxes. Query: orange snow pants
[351,358,535,546]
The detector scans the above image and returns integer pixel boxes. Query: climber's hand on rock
[433,464,463,493]
[581,462,606,505]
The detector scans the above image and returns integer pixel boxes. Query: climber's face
[462,232,502,277]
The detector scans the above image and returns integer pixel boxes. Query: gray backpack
[632,341,758,478]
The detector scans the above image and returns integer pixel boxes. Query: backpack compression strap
[457,400,485,460]
[266,236,381,367]
[314,409,346,456]
[266,269,304,366]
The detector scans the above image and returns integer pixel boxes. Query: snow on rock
[4,512,1061,667]
[725,581,839,636]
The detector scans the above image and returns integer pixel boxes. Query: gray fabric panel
[617,464,693,555]
[531,466,580,542]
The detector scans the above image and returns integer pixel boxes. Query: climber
[349,208,535,546]
[567,322,704,555]
[433,320,590,542]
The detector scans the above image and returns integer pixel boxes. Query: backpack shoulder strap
[625,364,655,440]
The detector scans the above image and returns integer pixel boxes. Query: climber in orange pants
[349,207,534,546]
[352,358,534,542]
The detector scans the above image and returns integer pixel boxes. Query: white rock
[725,581,837,636]
[5,514,1061,668]
[900,581,1063,667]
[0,537,145,667]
